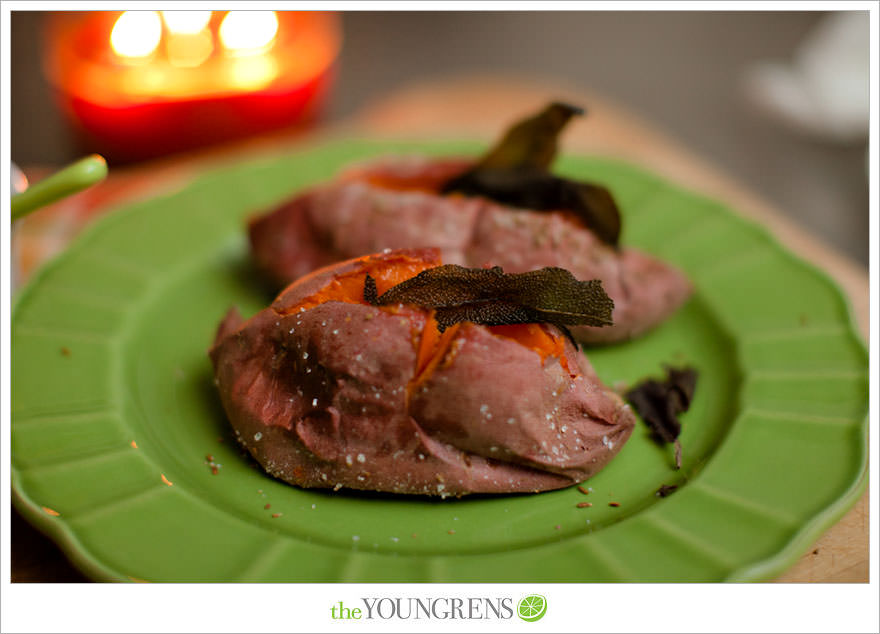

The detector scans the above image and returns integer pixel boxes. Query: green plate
[11,139,868,582]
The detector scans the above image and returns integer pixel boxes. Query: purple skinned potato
[249,156,691,344]
[210,248,635,496]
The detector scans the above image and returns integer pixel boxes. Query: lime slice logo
[517,594,547,622]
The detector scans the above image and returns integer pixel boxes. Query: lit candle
[44,11,341,161]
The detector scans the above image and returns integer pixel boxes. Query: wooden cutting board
[12,75,868,583]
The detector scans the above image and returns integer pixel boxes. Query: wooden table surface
[11,76,868,583]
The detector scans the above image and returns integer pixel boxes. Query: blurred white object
[11,163,27,289]
[11,162,28,195]
[744,12,868,143]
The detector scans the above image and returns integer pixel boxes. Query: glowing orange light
[47,11,341,160]
[166,29,214,68]
[219,11,279,55]
[227,55,279,90]
[161,11,212,34]
[110,11,162,58]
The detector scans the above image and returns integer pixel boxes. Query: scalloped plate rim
[10,137,868,582]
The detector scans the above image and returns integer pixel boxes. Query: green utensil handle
[11,155,108,221]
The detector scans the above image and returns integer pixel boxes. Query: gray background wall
[10,11,868,264]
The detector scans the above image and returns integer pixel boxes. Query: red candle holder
[44,11,341,162]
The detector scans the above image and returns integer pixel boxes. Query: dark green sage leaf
[473,101,584,171]
[364,265,613,333]
[440,101,622,246]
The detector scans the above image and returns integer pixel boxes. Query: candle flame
[227,56,279,90]
[219,11,279,55]
[111,11,162,59]
[161,11,212,35]
[167,29,214,68]
[95,9,330,100]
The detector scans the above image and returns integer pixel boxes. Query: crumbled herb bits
[205,454,221,475]
[656,484,678,498]
[440,101,622,247]
[625,366,698,470]
[365,264,613,337]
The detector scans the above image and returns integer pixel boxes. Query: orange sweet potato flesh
[210,248,635,496]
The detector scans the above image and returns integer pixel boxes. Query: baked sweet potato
[210,248,635,496]
[249,156,691,344]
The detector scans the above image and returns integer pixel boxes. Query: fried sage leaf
[625,366,699,470]
[440,102,622,247]
[364,264,614,333]
[472,101,584,171]
[444,166,621,247]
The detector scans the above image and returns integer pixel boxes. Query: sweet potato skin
[249,156,691,344]
[210,250,635,496]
